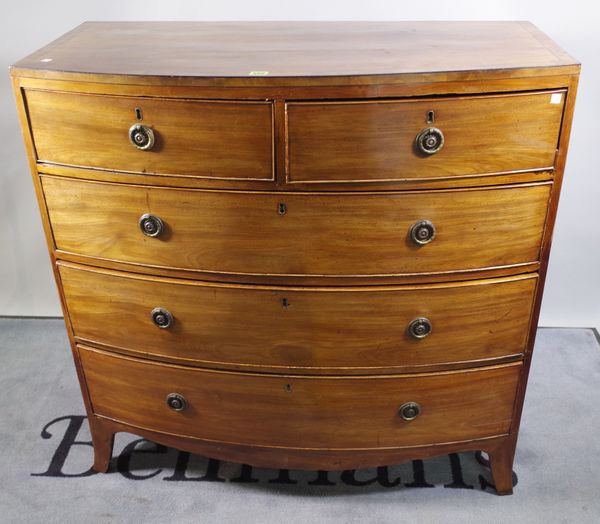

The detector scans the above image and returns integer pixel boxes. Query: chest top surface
[10,21,578,86]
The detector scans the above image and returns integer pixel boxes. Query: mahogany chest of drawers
[11,21,579,495]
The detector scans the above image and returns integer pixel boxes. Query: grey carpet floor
[0,318,599,523]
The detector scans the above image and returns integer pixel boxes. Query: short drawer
[286,91,565,183]
[25,90,274,180]
[43,176,550,278]
[61,263,535,373]
[79,346,521,449]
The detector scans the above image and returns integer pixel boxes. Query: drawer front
[25,90,274,180]
[61,263,535,372]
[43,176,550,277]
[286,91,564,183]
[80,346,521,449]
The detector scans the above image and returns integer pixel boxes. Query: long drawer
[79,346,521,449]
[25,90,274,180]
[43,176,550,278]
[61,263,535,373]
[286,91,565,183]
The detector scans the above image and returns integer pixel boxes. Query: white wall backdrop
[0,1,598,326]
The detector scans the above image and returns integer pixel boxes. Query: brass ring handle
[139,213,164,238]
[151,307,174,329]
[408,317,432,339]
[409,219,436,245]
[416,127,444,155]
[166,393,187,412]
[399,402,421,421]
[129,123,155,150]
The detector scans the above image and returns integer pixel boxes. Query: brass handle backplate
[151,307,173,329]
[139,213,164,238]
[129,123,155,150]
[416,127,444,155]
[166,393,187,412]
[399,402,421,421]
[409,220,436,245]
[408,317,432,339]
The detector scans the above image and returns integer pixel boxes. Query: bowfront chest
[11,21,579,495]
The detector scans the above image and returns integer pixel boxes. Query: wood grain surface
[61,262,536,373]
[79,345,521,449]
[25,89,274,180]
[286,91,564,183]
[42,176,551,278]
[86,414,519,474]
[10,22,579,87]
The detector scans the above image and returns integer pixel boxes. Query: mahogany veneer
[11,21,579,496]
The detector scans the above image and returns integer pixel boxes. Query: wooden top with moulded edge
[9,21,579,87]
